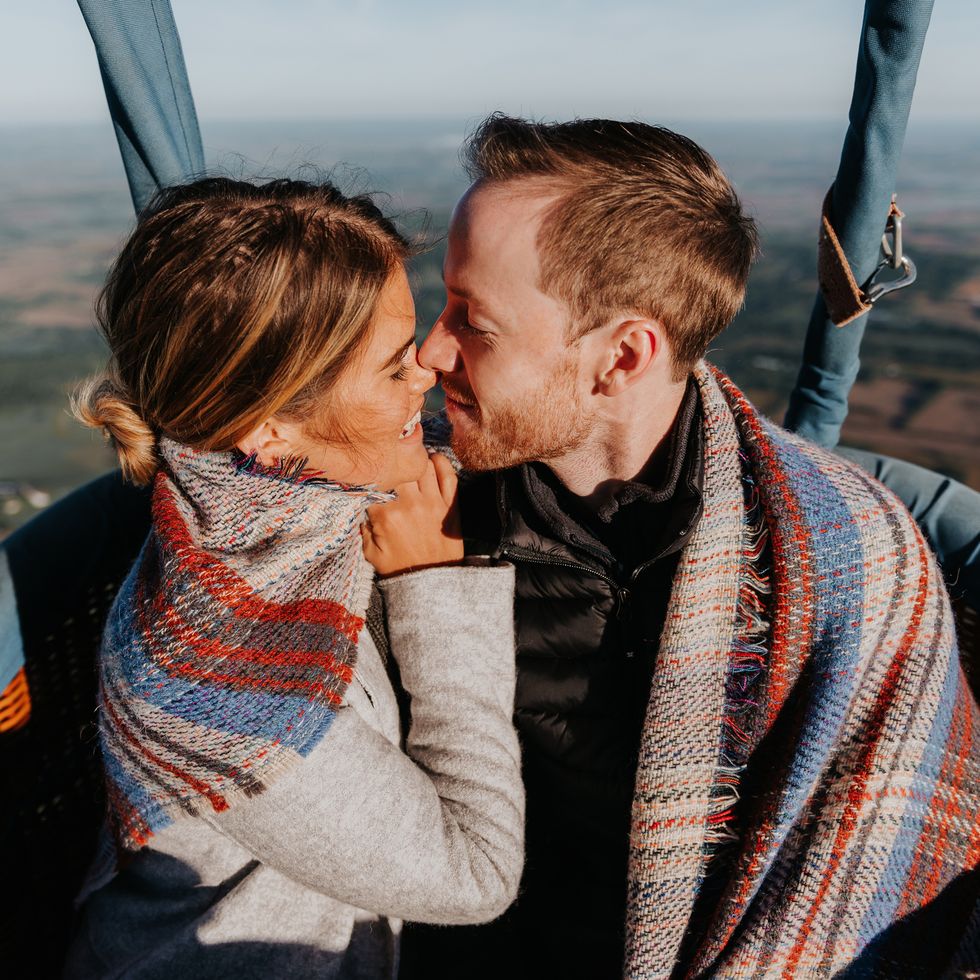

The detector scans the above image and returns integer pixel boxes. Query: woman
[63,176,522,978]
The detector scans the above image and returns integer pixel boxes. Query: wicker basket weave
[0,473,150,977]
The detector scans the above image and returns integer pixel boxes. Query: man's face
[418,182,594,471]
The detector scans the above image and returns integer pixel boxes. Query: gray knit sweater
[65,563,522,979]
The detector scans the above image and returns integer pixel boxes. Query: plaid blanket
[626,366,980,977]
[98,439,388,851]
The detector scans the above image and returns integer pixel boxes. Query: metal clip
[860,198,917,304]
[882,209,904,269]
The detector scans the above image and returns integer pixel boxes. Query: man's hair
[462,114,759,374]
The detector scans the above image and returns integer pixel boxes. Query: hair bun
[71,376,158,485]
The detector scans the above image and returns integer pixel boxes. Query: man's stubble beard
[449,352,595,471]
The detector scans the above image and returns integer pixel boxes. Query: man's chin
[450,426,530,472]
[451,445,499,472]
[446,388,591,471]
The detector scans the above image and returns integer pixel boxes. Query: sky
[1,0,978,126]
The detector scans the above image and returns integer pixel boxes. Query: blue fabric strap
[0,550,25,692]
[780,0,980,608]
[784,0,934,447]
[77,0,205,214]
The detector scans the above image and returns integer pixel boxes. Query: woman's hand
[362,452,464,577]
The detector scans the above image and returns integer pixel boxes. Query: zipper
[493,468,695,627]
[499,545,633,620]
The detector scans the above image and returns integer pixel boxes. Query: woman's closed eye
[391,343,418,381]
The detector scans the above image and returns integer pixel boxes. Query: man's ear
[235,417,300,464]
[594,318,663,396]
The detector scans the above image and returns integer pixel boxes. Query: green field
[2,119,978,532]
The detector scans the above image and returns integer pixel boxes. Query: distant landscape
[1,118,978,533]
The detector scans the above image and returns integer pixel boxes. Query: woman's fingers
[360,519,377,563]
[429,454,461,536]
[416,454,439,497]
[430,452,458,506]
[360,453,464,577]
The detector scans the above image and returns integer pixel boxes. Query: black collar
[492,378,704,575]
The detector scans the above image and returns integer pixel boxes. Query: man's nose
[418,315,460,375]
[410,357,437,395]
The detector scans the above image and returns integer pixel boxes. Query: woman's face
[290,265,436,490]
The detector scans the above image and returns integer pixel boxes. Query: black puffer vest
[444,386,704,978]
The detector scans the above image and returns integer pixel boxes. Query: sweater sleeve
[207,562,523,925]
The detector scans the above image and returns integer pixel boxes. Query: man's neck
[546,375,689,511]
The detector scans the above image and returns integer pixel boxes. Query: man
[402,115,980,978]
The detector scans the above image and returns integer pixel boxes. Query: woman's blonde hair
[73,177,411,484]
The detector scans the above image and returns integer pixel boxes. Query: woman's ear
[235,417,300,465]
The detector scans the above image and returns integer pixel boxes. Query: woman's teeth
[399,410,422,440]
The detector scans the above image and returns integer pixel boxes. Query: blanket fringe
[703,456,771,857]
[232,449,393,501]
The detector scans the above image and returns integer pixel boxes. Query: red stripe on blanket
[897,725,957,916]
[148,658,346,701]
[781,531,931,979]
[102,686,229,814]
[134,574,352,695]
[894,597,965,918]
[921,681,973,903]
[154,592,354,674]
[154,480,364,642]
[964,777,980,869]
[104,771,153,849]
[136,580,354,705]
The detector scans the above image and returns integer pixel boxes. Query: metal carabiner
[864,254,917,303]
[860,198,917,304]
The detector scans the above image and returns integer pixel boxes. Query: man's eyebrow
[382,334,416,371]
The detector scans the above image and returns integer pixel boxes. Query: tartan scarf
[99,438,390,851]
[625,365,980,977]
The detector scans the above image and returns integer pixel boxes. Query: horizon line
[2,113,980,130]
